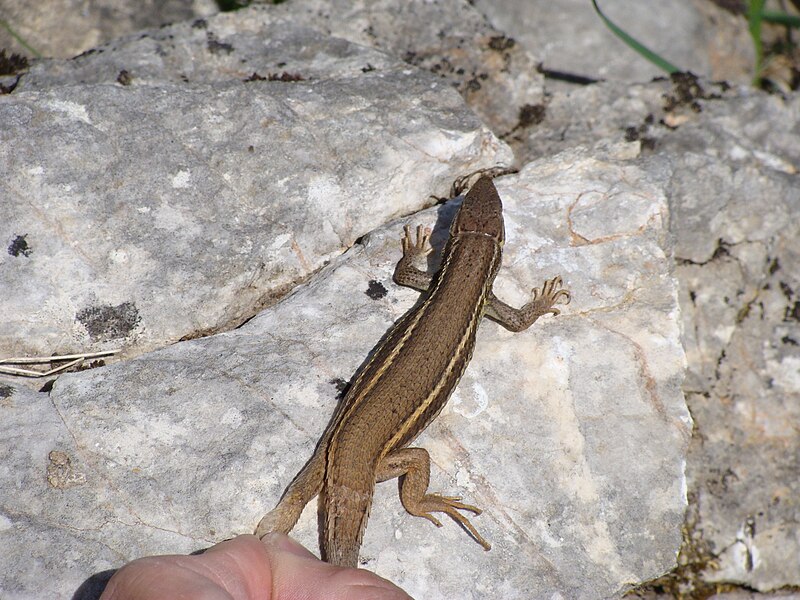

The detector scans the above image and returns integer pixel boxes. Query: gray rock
[1,16,510,361]
[19,13,404,89]
[9,0,795,596]
[507,71,799,174]
[235,0,547,136]
[472,0,753,87]
[19,0,545,137]
[0,153,689,599]
[666,94,800,592]
[462,21,800,585]
[260,0,543,135]
[504,73,734,163]
[708,594,800,600]
[523,73,800,595]
[0,0,216,60]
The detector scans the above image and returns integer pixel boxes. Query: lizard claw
[401,224,432,259]
[410,493,491,550]
[530,276,571,316]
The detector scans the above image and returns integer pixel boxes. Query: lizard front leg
[393,224,433,292]
[377,447,491,550]
[485,275,571,332]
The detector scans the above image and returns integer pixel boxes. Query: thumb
[262,533,413,600]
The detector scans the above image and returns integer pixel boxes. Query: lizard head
[451,175,505,245]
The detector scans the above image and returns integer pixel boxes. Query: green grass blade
[591,0,681,74]
[0,19,42,58]
[747,0,765,85]
[760,11,800,27]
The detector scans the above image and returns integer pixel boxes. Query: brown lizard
[255,175,570,567]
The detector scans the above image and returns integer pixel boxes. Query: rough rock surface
[666,98,800,594]
[259,0,545,136]
[1,152,688,599]
[17,0,547,136]
[0,0,217,59]
[513,71,800,595]
[3,0,797,598]
[473,0,754,87]
[1,15,509,361]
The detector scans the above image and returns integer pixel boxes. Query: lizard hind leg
[255,498,304,539]
[255,450,326,539]
[379,447,492,551]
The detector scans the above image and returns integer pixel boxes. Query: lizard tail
[320,481,373,567]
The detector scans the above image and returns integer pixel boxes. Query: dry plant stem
[0,349,119,377]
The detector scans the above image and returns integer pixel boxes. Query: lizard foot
[409,493,491,551]
[526,275,571,317]
[401,224,432,260]
[254,504,300,540]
